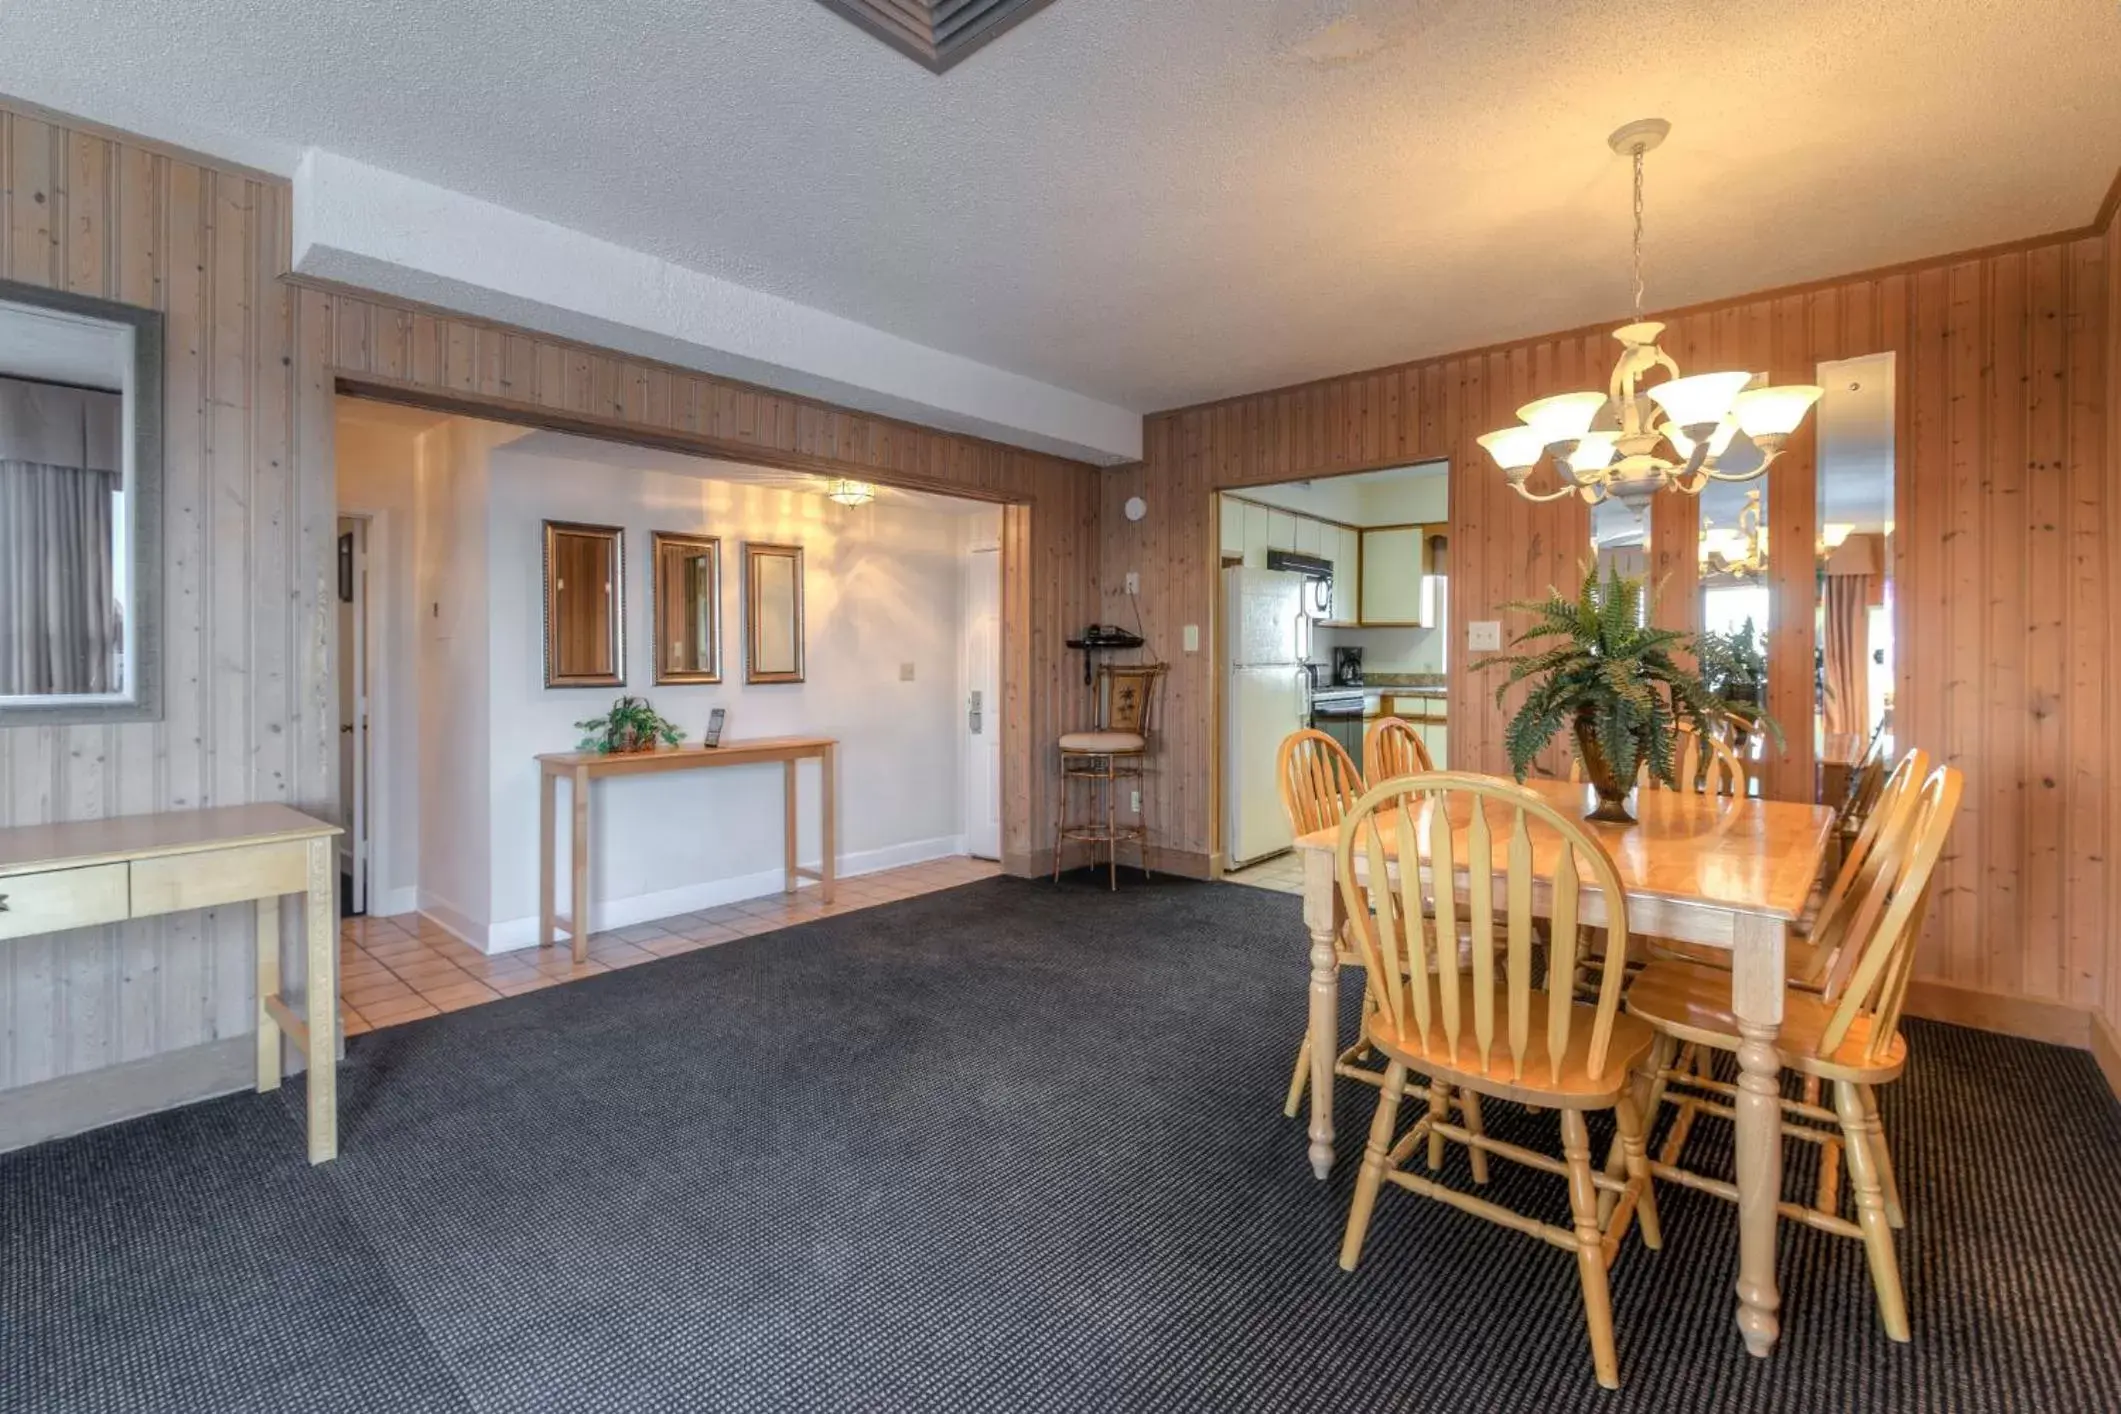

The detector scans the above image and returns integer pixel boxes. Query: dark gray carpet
[5,874,2120,1412]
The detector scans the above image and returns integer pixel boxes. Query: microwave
[1266,549,1334,620]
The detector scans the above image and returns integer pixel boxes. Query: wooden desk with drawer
[0,805,343,1163]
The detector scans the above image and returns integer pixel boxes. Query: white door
[336,516,370,913]
[962,546,1002,859]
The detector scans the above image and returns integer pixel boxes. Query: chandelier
[1476,120,1822,514]
[827,478,876,507]
[1699,489,1766,580]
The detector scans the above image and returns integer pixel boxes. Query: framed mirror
[743,542,805,684]
[543,520,625,688]
[652,531,722,684]
[1813,352,1896,807]
[0,279,163,724]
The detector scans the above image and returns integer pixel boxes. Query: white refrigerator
[1224,567,1312,869]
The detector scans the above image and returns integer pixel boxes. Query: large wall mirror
[743,542,805,684]
[652,531,721,684]
[543,520,625,687]
[0,280,162,723]
[1813,352,1896,807]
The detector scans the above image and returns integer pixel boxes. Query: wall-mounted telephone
[1065,624,1147,684]
[1073,624,1145,650]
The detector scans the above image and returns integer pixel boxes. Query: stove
[1309,687,1366,719]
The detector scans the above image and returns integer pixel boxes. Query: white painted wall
[412,419,528,940]
[476,447,997,949]
[292,150,1143,465]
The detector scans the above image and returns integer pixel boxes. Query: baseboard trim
[1901,978,2092,1049]
[2092,1011,2121,1105]
[0,1037,255,1155]
[475,835,971,954]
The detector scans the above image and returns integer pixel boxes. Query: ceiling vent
[813,0,1062,72]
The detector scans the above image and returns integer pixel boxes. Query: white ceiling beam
[291,149,1140,465]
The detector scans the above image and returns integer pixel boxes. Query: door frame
[961,540,1003,859]
[336,511,374,914]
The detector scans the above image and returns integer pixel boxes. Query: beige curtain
[1822,573,1871,736]
[0,379,123,696]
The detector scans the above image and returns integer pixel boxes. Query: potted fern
[1474,564,1725,823]
[1695,617,1783,754]
[574,696,686,755]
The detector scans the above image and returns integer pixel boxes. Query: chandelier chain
[1630,144,1646,320]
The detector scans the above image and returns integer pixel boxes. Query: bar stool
[1053,663,1167,890]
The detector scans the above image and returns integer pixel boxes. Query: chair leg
[1613,1094,1661,1251]
[1859,1083,1905,1229]
[1835,1079,1910,1342]
[1111,763,1128,886]
[1562,1110,1621,1390]
[1284,1025,1311,1119]
[1051,759,1067,883]
[1601,1035,1676,1223]
[1459,1090,1490,1185]
[1340,1061,1409,1272]
[1424,1078,1451,1171]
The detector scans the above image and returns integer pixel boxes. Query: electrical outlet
[1131,789,1141,813]
[899,662,916,681]
[1182,624,1200,653]
[1468,620,1503,652]
[1124,570,1140,595]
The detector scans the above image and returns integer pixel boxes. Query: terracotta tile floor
[1220,852,1305,896]
[337,855,1004,1036]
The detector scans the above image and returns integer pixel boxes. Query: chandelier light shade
[1476,119,1823,513]
[828,478,876,507]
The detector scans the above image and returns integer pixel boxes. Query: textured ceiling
[2,0,2115,416]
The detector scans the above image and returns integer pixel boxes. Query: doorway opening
[336,513,371,915]
[1211,461,1450,893]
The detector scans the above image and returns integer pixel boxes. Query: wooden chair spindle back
[1277,729,1365,837]
[1817,765,1965,1064]
[1363,716,1434,782]
[1809,748,1928,968]
[1335,772,1634,1087]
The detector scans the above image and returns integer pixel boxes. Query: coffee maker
[1332,646,1364,688]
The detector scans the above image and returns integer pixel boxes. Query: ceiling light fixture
[1700,489,1768,581]
[1477,120,1822,515]
[828,478,876,507]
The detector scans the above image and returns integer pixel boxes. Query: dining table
[1291,776,1835,1360]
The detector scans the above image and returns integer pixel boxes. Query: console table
[536,738,839,962]
[0,804,343,1163]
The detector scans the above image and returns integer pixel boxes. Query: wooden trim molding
[2093,1010,2121,1104]
[1900,978,2093,1050]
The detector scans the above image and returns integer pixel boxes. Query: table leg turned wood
[783,759,799,896]
[303,837,339,1165]
[1729,911,1788,1356]
[571,765,591,964]
[254,895,281,1092]
[539,766,556,949]
[1302,846,1344,1180]
[820,745,837,904]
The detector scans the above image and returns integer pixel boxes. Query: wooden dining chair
[1276,729,1369,1116]
[1363,715,1433,782]
[1619,762,1964,1344]
[1568,722,1746,798]
[1334,773,1661,1390]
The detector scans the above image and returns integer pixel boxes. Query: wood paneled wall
[0,108,323,1096]
[2106,208,2121,1046]
[0,101,1101,1120]
[1104,228,2115,1017]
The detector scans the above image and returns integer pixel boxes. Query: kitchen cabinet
[1219,496,1245,560]
[1360,526,1426,625]
[1293,516,1322,556]
[1329,527,1361,625]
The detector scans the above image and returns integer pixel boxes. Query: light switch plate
[1182,624,1200,653]
[899,662,916,681]
[1467,620,1503,652]
[1124,571,1140,596]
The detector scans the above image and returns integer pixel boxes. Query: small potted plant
[574,696,686,755]
[1695,617,1779,751]
[1475,565,1725,823]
